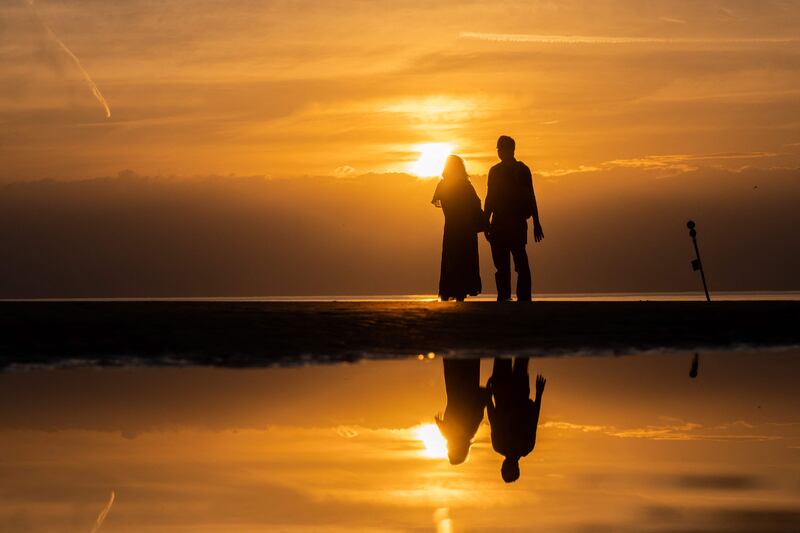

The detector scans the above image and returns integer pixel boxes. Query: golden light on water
[415,423,448,458]
[4,353,800,531]
[409,143,453,177]
[434,507,454,533]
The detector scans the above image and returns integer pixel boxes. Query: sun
[415,423,448,458]
[409,143,453,178]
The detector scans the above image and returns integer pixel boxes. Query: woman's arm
[431,180,443,208]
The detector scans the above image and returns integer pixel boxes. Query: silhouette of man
[484,136,544,301]
[486,357,546,483]
[436,358,489,464]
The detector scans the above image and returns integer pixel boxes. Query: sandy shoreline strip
[1,301,798,368]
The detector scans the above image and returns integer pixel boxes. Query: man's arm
[532,374,545,425]
[484,169,496,224]
[534,374,546,403]
[485,383,506,455]
[483,170,497,242]
[524,374,546,454]
[485,378,498,421]
[524,167,544,243]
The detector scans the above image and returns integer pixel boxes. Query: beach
[1,299,798,368]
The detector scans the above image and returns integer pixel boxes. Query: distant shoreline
[1,300,798,369]
[2,291,800,302]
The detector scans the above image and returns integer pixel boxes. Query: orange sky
[2,0,800,180]
[1,351,799,531]
[1,1,799,296]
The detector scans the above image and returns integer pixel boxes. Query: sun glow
[415,423,448,458]
[410,143,453,178]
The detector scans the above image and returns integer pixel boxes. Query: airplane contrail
[23,0,111,118]
[90,490,115,533]
[460,31,800,45]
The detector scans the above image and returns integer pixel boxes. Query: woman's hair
[447,438,471,465]
[501,457,520,483]
[442,154,468,181]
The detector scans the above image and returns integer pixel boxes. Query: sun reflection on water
[415,423,448,459]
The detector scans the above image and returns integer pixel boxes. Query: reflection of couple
[432,136,544,302]
[435,357,546,483]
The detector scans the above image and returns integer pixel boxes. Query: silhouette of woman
[431,155,485,301]
[435,358,489,465]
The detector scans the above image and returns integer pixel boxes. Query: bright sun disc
[415,423,448,458]
[410,143,453,177]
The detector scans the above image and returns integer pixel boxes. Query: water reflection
[436,357,546,482]
[436,358,487,464]
[487,357,545,483]
[0,351,799,532]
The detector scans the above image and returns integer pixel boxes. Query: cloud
[89,491,115,533]
[590,504,800,533]
[603,152,778,173]
[538,165,601,177]
[536,154,797,196]
[334,165,356,177]
[0,164,798,298]
[542,421,606,433]
[22,0,111,118]
[3,0,800,182]
[336,426,359,438]
[545,418,784,442]
[674,474,760,491]
[459,32,800,45]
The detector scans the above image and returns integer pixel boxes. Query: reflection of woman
[431,155,485,301]
[435,358,489,465]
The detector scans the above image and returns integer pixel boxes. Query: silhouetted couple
[435,357,546,483]
[432,136,544,301]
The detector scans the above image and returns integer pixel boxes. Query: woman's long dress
[432,178,483,300]
[435,358,488,464]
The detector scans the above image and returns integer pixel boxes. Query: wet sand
[1,300,798,368]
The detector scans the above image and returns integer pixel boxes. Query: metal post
[689,353,699,379]
[687,220,711,302]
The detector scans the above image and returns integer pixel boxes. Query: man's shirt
[487,398,540,458]
[484,160,538,243]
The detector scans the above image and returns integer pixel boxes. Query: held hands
[485,378,494,405]
[481,385,492,406]
[535,374,546,396]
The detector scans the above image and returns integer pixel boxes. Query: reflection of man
[484,135,544,301]
[486,357,546,483]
